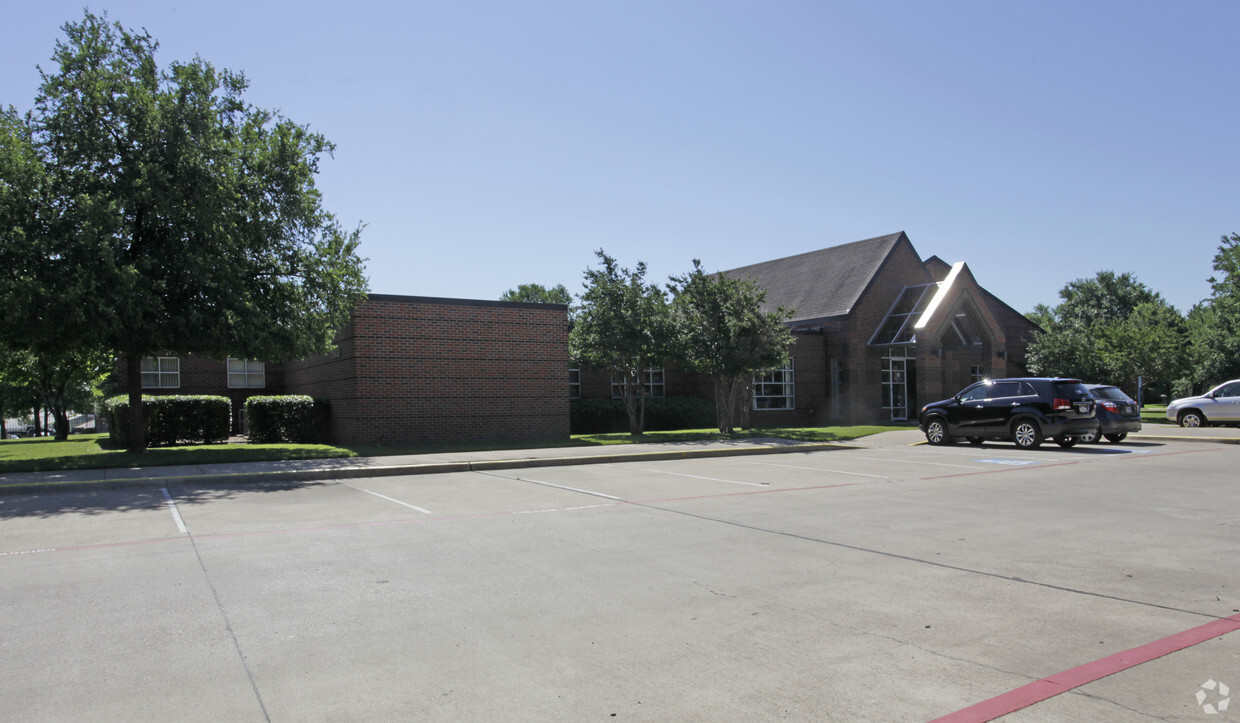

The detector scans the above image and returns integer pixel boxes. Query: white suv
[1166,380,1240,427]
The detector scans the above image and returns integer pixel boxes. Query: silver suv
[1166,380,1240,427]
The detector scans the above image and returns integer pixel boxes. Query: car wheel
[1104,433,1127,443]
[1178,410,1207,428]
[1054,435,1078,449]
[1011,418,1043,449]
[967,436,984,446]
[924,418,955,445]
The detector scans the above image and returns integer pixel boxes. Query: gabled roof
[922,255,954,281]
[721,232,910,323]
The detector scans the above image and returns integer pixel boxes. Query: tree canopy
[669,260,793,433]
[0,12,368,451]
[500,283,572,306]
[569,251,671,435]
[1183,233,1240,387]
[1026,270,1186,398]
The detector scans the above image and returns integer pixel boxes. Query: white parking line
[477,472,624,501]
[345,484,433,514]
[161,487,188,534]
[634,467,768,487]
[844,455,985,469]
[740,461,890,479]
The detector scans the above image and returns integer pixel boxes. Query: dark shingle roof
[722,232,909,323]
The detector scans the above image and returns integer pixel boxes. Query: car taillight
[1053,398,1071,410]
[1099,401,1118,412]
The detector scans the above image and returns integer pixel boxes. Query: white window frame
[569,368,581,399]
[970,364,986,383]
[141,357,180,389]
[612,366,665,399]
[227,358,266,389]
[753,359,795,410]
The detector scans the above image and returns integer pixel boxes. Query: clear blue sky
[4,1,1236,315]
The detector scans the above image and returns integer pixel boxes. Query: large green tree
[0,346,111,440]
[1183,234,1240,389]
[1027,271,1187,398]
[570,251,671,436]
[669,260,793,433]
[0,12,368,451]
[500,283,572,306]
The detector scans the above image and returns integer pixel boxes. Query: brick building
[578,231,1040,425]
[118,231,1036,441]
[120,295,570,445]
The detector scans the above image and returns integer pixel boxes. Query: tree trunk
[52,408,70,441]
[620,364,647,436]
[125,355,146,453]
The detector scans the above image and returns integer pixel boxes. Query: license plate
[1075,402,1090,414]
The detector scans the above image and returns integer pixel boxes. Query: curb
[1130,434,1240,445]
[0,442,856,496]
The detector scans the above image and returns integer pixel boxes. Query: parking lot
[2,436,1238,721]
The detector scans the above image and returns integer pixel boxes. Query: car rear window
[1091,386,1131,401]
[1052,381,1091,398]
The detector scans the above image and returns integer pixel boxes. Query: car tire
[1011,418,1043,449]
[967,436,984,446]
[1078,428,1100,444]
[1104,433,1127,443]
[1178,410,1207,428]
[924,417,955,446]
[1054,435,1078,448]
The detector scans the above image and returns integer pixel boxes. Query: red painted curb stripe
[930,612,1240,722]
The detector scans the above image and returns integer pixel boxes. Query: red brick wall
[286,296,570,445]
[828,239,934,424]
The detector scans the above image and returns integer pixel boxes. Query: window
[141,357,180,388]
[989,382,1021,398]
[880,346,915,417]
[227,358,265,388]
[958,383,990,403]
[612,366,665,398]
[754,360,795,410]
[869,284,935,345]
[1216,382,1240,398]
[569,368,581,399]
[943,310,983,347]
[970,365,985,383]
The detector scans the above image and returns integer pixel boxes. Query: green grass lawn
[0,433,356,474]
[0,425,909,475]
[1141,405,1171,424]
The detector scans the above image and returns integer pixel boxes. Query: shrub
[570,396,717,434]
[245,395,330,443]
[105,395,232,447]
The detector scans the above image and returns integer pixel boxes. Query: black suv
[918,377,1099,449]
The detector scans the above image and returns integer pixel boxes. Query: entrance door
[882,348,915,420]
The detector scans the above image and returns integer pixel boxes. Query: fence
[2,414,99,437]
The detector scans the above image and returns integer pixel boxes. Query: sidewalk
[0,435,883,496]
[2,426,1234,496]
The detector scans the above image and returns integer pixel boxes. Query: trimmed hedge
[105,395,232,447]
[570,396,717,434]
[245,395,330,443]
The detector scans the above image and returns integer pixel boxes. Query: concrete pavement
[1,423,1235,496]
